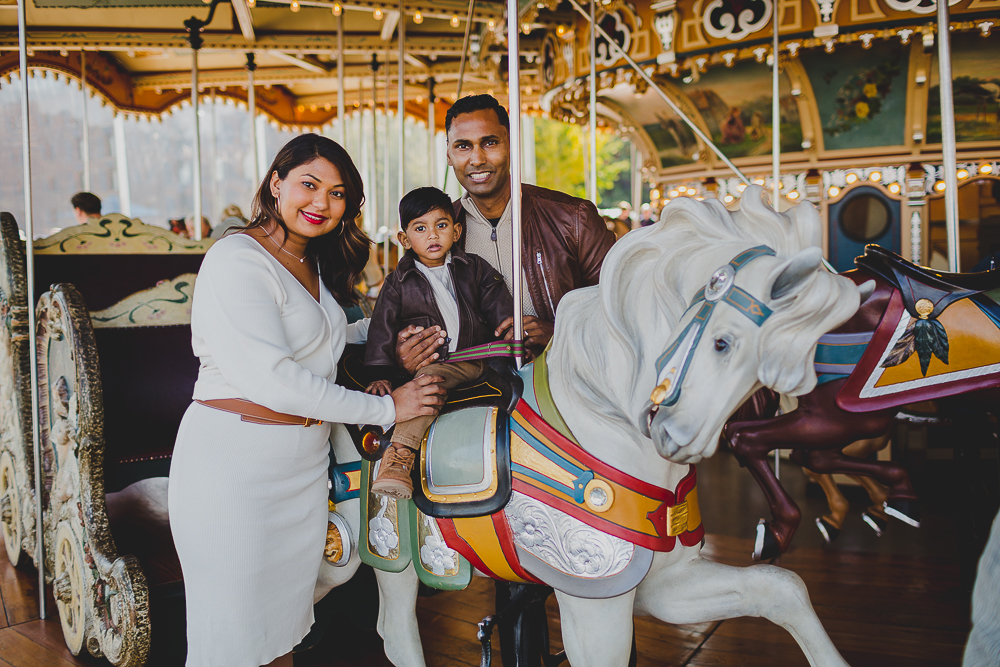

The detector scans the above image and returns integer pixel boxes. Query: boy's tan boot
[371,442,418,500]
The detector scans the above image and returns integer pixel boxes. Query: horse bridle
[650,245,776,408]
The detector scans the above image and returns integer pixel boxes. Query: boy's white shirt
[413,251,460,353]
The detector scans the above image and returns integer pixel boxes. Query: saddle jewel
[349,351,704,597]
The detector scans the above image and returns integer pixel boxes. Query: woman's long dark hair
[247,133,371,307]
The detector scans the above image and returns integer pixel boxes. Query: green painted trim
[532,350,580,445]
[359,460,412,573]
[408,504,472,591]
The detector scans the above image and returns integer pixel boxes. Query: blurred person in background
[639,203,657,227]
[71,192,102,225]
[213,204,249,239]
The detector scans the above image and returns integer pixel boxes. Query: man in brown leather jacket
[397,94,616,371]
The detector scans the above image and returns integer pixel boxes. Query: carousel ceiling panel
[34,0,205,7]
[601,82,698,168]
[11,3,235,29]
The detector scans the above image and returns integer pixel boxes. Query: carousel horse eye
[714,338,729,352]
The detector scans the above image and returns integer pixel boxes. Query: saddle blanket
[838,289,1000,411]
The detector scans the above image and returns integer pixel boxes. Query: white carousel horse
[317,186,867,667]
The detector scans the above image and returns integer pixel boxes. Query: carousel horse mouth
[643,401,701,462]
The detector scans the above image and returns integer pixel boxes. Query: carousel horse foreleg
[553,588,636,667]
[374,564,426,667]
[633,551,849,667]
[726,413,810,558]
[803,470,849,543]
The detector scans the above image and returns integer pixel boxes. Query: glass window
[927,178,1000,270]
[839,194,891,243]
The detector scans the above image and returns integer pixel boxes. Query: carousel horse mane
[551,186,860,430]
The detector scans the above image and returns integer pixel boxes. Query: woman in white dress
[168,134,444,667]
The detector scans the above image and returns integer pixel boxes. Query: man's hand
[395,325,447,375]
[495,315,555,361]
[365,380,393,396]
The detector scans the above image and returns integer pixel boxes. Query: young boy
[365,186,513,499]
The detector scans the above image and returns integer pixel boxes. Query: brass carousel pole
[566,0,749,185]
[771,0,780,479]
[246,53,259,184]
[428,78,436,186]
[398,0,405,214]
[507,0,524,368]
[17,0,46,620]
[937,0,960,272]
[588,0,597,205]
[337,13,346,146]
[383,40,391,273]
[442,0,475,191]
[81,51,91,191]
[192,54,203,240]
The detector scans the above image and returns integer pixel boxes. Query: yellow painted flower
[855,101,870,119]
[864,83,878,98]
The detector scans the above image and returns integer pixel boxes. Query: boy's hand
[495,316,555,359]
[366,380,393,396]
[395,325,447,374]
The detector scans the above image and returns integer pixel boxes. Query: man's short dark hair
[399,187,455,232]
[70,192,101,216]
[445,94,510,134]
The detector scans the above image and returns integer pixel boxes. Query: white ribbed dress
[168,234,394,667]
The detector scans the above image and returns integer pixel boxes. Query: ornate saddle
[855,245,1000,321]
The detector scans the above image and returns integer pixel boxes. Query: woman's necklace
[264,225,306,264]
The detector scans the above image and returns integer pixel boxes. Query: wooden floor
[0,530,971,667]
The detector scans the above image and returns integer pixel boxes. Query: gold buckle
[666,501,689,536]
[304,418,322,427]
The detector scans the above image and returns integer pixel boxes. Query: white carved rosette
[0,213,37,567]
[36,285,150,666]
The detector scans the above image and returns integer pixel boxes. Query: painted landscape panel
[802,41,908,151]
[927,33,1000,144]
[677,60,803,159]
[603,83,697,168]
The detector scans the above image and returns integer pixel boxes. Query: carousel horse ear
[768,247,823,301]
[857,279,876,304]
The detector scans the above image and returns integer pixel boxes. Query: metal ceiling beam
[0,30,500,55]
[231,0,255,42]
[268,50,329,73]
[380,10,400,42]
[404,53,425,69]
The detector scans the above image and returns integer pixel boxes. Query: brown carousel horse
[725,245,1000,560]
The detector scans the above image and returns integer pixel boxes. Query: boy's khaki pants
[390,359,489,449]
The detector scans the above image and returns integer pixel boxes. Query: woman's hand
[365,380,393,396]
[391,373,446,422]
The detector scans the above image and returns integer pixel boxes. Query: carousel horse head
[585,186,863,464]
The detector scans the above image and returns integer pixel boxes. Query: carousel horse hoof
[753,520,781,561]
[883,498,921,528]
[861,510,887,537]
[815,517,840,544]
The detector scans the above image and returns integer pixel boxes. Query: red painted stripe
[491,512,543,584]
[436,518,503,581]
[515,400,671,500]
[513,478,677,553]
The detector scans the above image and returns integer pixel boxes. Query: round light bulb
[829,186,840,197]
[413,11,423,23]
[845,173,858,184]
[888,183,901,194]
[724,195,735,203]
[374,8,383,20]
[488,19,495,29]
[332,3,341,14]
[787,191,800,200]
[869,171,881,182]
[290,0,300,11]
[737,183,748,193]
[980,163,994,174]
[957,168,969,179]
[935,181,946,191]
[451,15,460,27]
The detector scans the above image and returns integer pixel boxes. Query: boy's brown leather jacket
[365,245,513,379]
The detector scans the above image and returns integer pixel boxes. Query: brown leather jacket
[455,184,617,321]
[365,245,513,379]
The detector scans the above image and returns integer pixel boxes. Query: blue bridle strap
[651,245,776,407]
